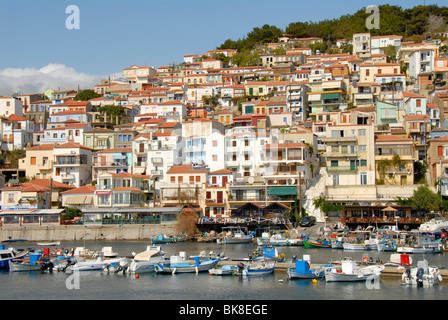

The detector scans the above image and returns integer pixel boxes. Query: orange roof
[167,166,208,174]
[210,169,233,175]
[97,147,132,153]
[375,135,413,142]
[112,187,143,192]
[27,144,55,150]
[54,142,92,151]
[61,185,96,194]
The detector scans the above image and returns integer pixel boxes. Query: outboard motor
[292,255,297,262]
[237,262,245,276]
[41,260,54,273]
[416,268,424,287]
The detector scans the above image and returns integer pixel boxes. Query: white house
[53,142,92,188]
[1,114,37,151]
[0,97,23,117]
[409,49,436,80]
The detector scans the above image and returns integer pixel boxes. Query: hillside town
[1,31,448,231]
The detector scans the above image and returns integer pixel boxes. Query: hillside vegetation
[218,5,448,51]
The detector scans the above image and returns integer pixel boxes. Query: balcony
[60,173,75,180]
[134,161,147,167]
[326,166,358,173]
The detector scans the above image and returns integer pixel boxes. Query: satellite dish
[288,178,295,185]
[248,177,255,184]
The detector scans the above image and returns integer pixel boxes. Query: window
[358,129,366,136]
[31,157,37,165]
[170,176,176,183]
[359,145,367,152]
[331,160,338,167]
[360,173,367,185]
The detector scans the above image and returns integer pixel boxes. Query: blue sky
[0,0,444,94]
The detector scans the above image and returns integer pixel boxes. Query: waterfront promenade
[0,223,178,242]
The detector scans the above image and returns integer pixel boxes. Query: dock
[217,260,448,281]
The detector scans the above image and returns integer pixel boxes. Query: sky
[0,0,444,95]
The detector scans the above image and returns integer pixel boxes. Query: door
[222,176,228,187]
[217,191,223,203]
[350,160,357,171]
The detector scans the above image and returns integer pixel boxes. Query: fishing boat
[9,251,49,272]
[303,238,331,248]
[256,231,304,246]
[287,257,333,280]
[397,232,443,254]
[128,246,168,274]
[236,261,276,276]
[331,237,344,249]
[402,259,443,287]
[208,264,239,276]
[0,244,29,270]
[154,253,220,274]
[377,237,398,252]
[252,246,286,262]
[325,257,385,282]
[219,226,253,244]
[151,234,178,244]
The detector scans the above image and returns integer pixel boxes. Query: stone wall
[0,224,178,242]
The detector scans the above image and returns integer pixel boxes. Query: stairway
[302,167,327,222]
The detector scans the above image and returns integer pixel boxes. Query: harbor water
[1,240,447,301]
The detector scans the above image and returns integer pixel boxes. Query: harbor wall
[0,224,178,242]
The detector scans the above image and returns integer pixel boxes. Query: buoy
[135,274,139,279]
[312,279,318,285]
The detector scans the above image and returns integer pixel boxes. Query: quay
[217,260,448,281]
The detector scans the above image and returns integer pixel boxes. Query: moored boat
[304,238,331,248]
[252,246,286,262]
[208,264,238,276]
[324,257,385,282]
[287,258,333,280]
[236,261,276,276]
[402,259,443,287]
[128,246,168,274]
[154,253,220,274]
[219,226,253,244]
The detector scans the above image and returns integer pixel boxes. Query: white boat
[396,233,443,254]
[128,246,168,274]
[101,246,119,258]
[419,216,448,233]
[256,231,303,246]
[37,241,61,246]
[67,256,127,272]
[219,226,253,244]
[325,257,385,282]
[402,259,443,286]
[208,264,239,276]
[343,242,365,251]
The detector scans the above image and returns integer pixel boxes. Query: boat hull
[287,268,324,279]
[154,259,220,274]
[9,261,43,272]
[223,237,253,244]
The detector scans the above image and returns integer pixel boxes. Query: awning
[267,186,297,196]
[65,196,93,205]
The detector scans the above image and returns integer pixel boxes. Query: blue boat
[252,246,286,262]
[9,251,50,272]
[287,260,333,280]
[0,244,29,270]
[237,261,276,276]
[151,235,177,244]
[154,255,220,274]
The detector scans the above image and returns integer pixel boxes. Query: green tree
[74,89,101,101]
[409,186,440,213]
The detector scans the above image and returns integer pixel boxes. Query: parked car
[300,216,316,227]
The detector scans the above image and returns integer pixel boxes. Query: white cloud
[0,63,101,96]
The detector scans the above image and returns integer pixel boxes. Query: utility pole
[299,171,302,218]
